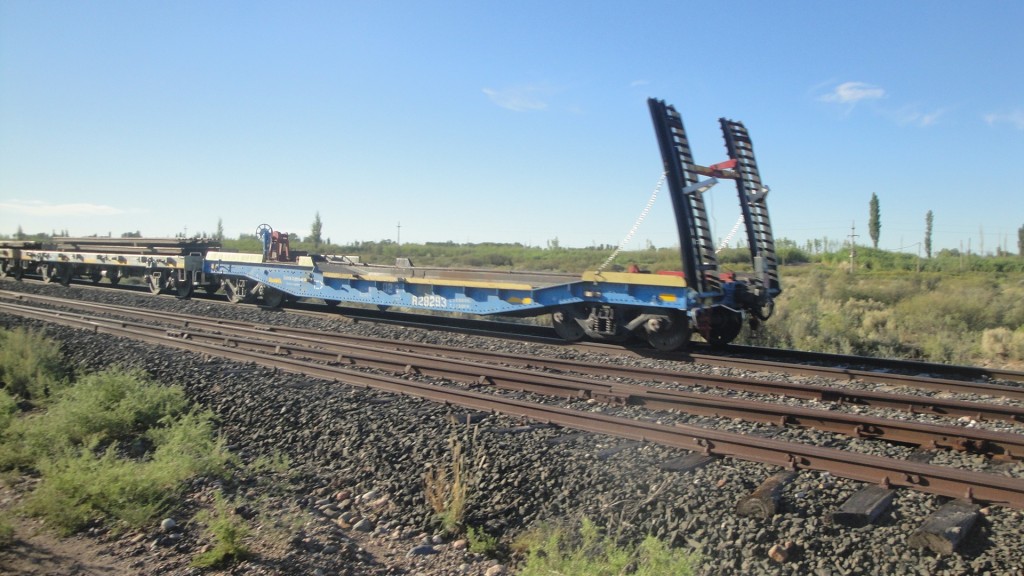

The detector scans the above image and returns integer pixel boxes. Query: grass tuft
[515,518,696,576]
[191,491,251,568]
[424,423,485,535]
[467,524,499,556]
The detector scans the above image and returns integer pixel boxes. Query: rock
[407,544,437,556]
[768,541,796,563]
[452,539,469,550]
[485,565,507,576]
[353,518,375,532]
[160,518,177,532]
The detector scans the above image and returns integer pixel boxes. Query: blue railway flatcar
[0,98,781,351]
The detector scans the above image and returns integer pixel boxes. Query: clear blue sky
[2,1,1022,254]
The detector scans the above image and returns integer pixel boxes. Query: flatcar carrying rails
[2,296,1022,509]
[0,98,781,352]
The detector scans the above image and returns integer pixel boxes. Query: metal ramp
[720,118,781,294]
[648,98,721,296]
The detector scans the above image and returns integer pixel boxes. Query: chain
[716,215,745,253]
[596,172,667,274]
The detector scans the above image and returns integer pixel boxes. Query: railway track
[11,273,1024,389]
[2,292,1023,512]
[8,272,1024,385]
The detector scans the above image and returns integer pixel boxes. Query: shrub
[191,492,251,568]
[0,389,16,432]
[2,366,232,534]
[29,369,189,451]
[0,517,13,548]
[0,328,68,403]
[26,443,178,534]
[981,328,1014,361]
[467,525,499,556]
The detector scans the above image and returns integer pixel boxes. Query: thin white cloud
[630,79,650,87]
[890,105,948,128]
[983,110,1024,130]
[0,199,129,216]
[819,81,886,105]
[482,85,552,112]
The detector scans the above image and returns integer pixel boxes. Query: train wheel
[57,264,73,286]
[707,308,743,348]
[203,281,221,295]
[551,306,587,342]
[89,269,102,284]
[261,285,285,308]
[175,279,194,300]
[107,268,121,285]
[645,312,692,352]
[40,264,56,283]
[145,273,166,295]
[224,279,255,304]
[12,264,23,281]
[0,259,9,277]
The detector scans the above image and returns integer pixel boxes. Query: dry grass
[424,423,485,535]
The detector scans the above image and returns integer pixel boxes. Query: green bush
[1,366,232,534]
[0,517,12,549]
[0,328,68,403]
[32,369,189,449]
[515,518,696,576]
[191,492,251,568]
[0,389,16,432]
[467,525,499,556]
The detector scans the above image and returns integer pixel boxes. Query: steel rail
[2,302,1023,508]
[578,342,1024,398]
[714,343,1024,384]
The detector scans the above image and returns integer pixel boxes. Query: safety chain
[716,215,745,253]
[596,172,667,274]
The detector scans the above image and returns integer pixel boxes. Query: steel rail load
[0,98,781,351]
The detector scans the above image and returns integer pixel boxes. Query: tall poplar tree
[310,212,323,249]
[924,210,933,258]
[868,193,881,249]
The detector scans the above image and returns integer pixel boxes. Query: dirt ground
[1,483,134,576]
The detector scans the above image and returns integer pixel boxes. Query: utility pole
[397,221,401,246]
[848,221,859,273]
